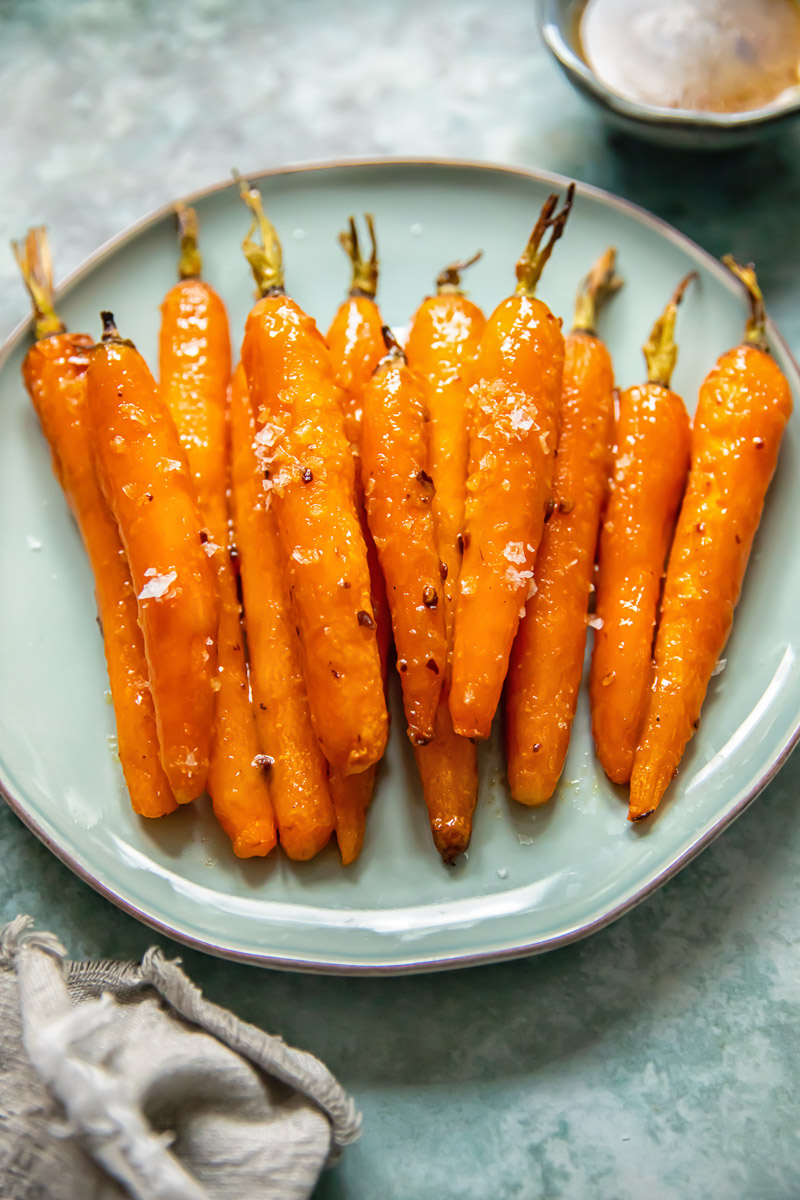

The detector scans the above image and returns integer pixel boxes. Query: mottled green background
[2,2,800,1196]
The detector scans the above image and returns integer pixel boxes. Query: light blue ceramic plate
[1,159,798,974]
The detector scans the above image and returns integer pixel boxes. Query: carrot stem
[515,184,575,298]
[722,255,769,353]
[435,250,482,295]
[234,171,285,298]
[572,246,623,335]
[642,271,697,388]
[339,214,378,298]
[11,227,65,341]
[176,203,203,281]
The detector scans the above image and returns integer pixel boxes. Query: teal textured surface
[2,1,800,1196]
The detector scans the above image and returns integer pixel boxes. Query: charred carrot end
[329,764,377,865]
[339,213,379,298]
[515,184,575,298]
[234,170,285,297]
[11,226,65,340]
[435,249,483,295]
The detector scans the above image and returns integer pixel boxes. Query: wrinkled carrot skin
[506,331,615,804]
[87,337,219,804]
[22,335,176,818]
[327,293,385,445]
[406,290,486,860]
[159,281,275,854]
[590,383,690,785]
[230,363,335,859]
[361,350,448,745]
[450,295,565,739]
[242,296,388,775]
[629,344,792,819]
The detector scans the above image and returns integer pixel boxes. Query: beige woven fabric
[0,917,360,1200]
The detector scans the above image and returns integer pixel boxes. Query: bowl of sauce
[539,0,800,147]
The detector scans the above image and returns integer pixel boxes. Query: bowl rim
[539,0,800,131]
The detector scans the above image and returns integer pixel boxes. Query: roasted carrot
[506,249,621,805]
[590,275,694,786]
[326,213,392,673]
[159,206,275,855]
[328,765,376,867]
[361,328,448,745]
[629,261,793,820]
[87,313,219,804]
[326,215,389,861]
[229,363,334,859]
[405,254,486,861]
[238,179,388,776]
[327,214,384,445]
[13,229,176,819]
[449,187,573,740]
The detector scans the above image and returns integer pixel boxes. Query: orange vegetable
[506,249,620,804]
[328,765,377,867]
[87,312,219,804]
[405,254,486,861]
[13,228,175,818]
[159,207,275,856]
[229,362,335,860]
[590,275,693,785]
[238,179,388,776]
[361,329,448,746]
[326,216,390,861]
[450,188,573,740]
[629,261,793,820]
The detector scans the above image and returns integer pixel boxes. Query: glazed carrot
[159,207,275,856]
[361,328,448,745]
[590,275,694,785]
[87,313,219,804]
[328,765,376,867]
[326,216,389,861]
[13,229,175,819]
[506,250,621,805]
[327,214,384,444]
[405,254,486,861]
[238,179,388,775]
[629,261,793,820]
[326,213,392,676]
[229,363,334,860]
[450,187,573,740]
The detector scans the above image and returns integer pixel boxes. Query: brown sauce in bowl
[578,0,800,113]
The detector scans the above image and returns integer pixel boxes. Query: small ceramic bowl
[538,0,800,150]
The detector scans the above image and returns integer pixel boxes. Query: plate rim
[2,154,799,976]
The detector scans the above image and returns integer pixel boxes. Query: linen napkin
[0,915,360,1200]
